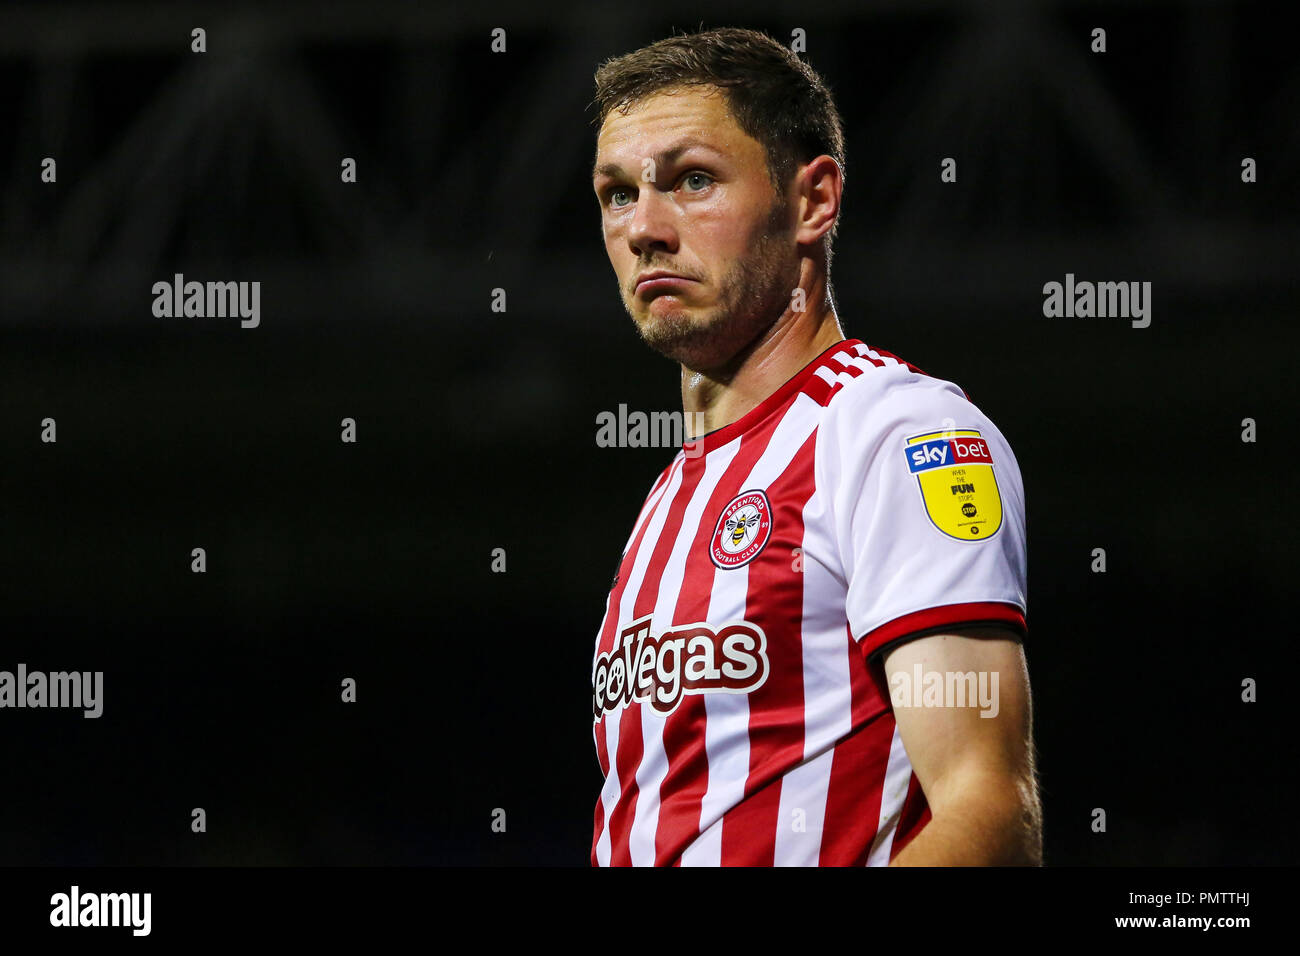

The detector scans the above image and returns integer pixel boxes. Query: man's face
[592,86,799,372]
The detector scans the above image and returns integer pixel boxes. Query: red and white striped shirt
[591,338,1028,866]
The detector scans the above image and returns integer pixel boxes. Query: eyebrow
[592,137,727,181]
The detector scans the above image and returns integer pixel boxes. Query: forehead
[593,86,760,176]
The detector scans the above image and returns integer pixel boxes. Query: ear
[792,155,842,248]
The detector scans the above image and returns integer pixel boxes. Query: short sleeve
[818,373,1028,665]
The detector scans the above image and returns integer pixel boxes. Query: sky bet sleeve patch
[904,428,1003,541]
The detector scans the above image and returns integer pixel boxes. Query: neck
[680,266,844,441]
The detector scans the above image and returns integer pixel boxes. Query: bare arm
[882,625,1042,866]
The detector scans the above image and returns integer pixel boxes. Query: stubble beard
[626,200,798,374]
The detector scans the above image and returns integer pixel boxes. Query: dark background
[0,0,1294,865]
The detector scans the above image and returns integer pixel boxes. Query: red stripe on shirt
[652,394,800,864]
[859,600,1027,663]
[889,771,933,862]
[818,713,897,865]
[606,458,707,866]
[590,457,681,859]
[720,428,820,865]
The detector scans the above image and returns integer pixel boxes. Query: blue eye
[609,188,632,208]
[683,172,712,191]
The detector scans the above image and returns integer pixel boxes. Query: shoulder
[819,346,985,441]
[815,345,1022,484]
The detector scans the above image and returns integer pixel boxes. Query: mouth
[636,272,696,297]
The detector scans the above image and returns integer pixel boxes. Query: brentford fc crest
[710,490,773,569]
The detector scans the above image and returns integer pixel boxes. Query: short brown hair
[591,26,846,256]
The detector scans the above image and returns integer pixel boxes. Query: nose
[626,187,678,258]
